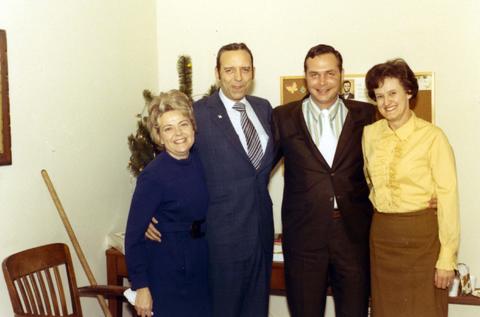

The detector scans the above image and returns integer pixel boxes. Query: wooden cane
[41,169,112,317]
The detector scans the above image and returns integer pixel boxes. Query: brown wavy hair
[365,58,418,102]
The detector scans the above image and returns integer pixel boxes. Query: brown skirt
[370,208,448,317]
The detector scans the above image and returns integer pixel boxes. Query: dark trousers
[285,216,370,317]
[208,242,272,317]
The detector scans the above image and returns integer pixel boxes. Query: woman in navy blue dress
[125,90,210,317]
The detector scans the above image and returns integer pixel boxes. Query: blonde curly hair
[146,90,196,148]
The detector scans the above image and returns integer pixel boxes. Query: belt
[332,209,341,219]
[155,219,206,239]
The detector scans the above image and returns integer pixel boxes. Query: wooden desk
[106,248,128,317]
[270,261,286,295]
[106,248,480,316]
[105,248,287,316]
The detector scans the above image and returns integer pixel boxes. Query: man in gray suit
[147,43,275,317]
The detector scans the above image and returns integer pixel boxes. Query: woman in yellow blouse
[362,58,459,317]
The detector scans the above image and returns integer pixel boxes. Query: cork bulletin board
[280,72,434,123]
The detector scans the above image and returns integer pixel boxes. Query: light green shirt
[302,96,348,150]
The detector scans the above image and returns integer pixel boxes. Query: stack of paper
[273,234,283,262]
[107,232,125,254]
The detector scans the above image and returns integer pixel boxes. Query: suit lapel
[293,100,332,170]
[246,96,273,172]
[294,98,367,170]
[332,112,354,167]
[206,91,251,162]
[332,101,366,168]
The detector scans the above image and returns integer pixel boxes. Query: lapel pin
[217,114,223,119]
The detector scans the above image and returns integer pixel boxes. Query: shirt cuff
[435,247,458,270]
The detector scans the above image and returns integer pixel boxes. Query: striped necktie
[233,102,264,169]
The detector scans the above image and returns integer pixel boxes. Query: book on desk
[273,234,284,262]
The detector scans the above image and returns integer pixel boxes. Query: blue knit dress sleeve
[125,169,163,290]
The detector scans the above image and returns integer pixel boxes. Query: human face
[305,53,342,109]
[215,50,254,101]
[374,77,412,130]
[157,110,195,160]
[343,81,351,92]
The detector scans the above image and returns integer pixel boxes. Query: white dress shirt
[219,89,269,154]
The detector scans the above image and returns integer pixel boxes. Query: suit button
[330,172,335,176]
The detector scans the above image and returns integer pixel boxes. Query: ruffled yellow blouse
[362,112,459,270]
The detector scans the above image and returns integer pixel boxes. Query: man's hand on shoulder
[145,217,162,242]
[428,197,438,209]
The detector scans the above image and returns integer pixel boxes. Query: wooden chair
[2,243,126,317]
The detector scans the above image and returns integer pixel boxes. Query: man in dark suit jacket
[147,43,274,317]
[272,44,375,317]
[194,43,275,317]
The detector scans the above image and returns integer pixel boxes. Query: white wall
[155,0,480,316]
[0,1,157,315]
[0,0,478,316]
